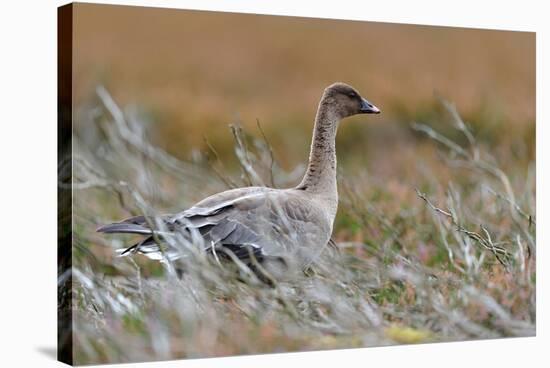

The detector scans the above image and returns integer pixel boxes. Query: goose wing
[99,187,329,263]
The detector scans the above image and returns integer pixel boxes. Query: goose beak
[360,98,380,114]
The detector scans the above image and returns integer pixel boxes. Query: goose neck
[297,103,340,196]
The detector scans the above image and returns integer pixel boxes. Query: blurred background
[69,5,536,364]
[73,3,535,178]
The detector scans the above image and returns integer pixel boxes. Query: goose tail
[96,223,152,235]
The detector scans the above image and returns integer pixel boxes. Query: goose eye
[347,92,357,99]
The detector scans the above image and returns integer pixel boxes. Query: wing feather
[99,186,329,267]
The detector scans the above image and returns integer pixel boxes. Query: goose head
[322,82,380,119]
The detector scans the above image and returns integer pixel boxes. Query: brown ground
[72,3,535,168]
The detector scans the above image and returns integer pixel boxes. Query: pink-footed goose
[98,82,380,279]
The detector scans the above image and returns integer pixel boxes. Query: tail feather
[117,236,155,256]
[118,236,184,261]
[96,222,152,235]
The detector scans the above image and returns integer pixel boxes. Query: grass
[68,88,535,365]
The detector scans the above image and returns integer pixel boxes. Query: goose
[97,82,380,279]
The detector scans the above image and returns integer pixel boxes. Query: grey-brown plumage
[97,82,380,273]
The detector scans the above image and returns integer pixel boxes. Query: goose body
[98,82,380,274]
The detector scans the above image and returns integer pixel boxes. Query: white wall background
[0,0,546,367]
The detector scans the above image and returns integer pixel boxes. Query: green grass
[69,89,535,365]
